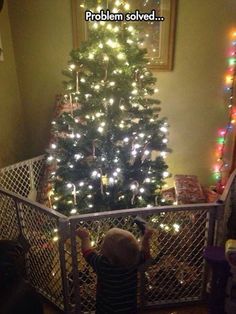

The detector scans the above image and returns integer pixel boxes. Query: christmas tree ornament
[101,175,109,186]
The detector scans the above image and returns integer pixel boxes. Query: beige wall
[0,2,26,167]
[156,0,236,186]
[8,0,73,157]
[6,0,236,186]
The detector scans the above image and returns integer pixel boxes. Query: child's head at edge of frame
[100,227,140,268]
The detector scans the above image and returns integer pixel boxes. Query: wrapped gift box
[174,175,206,204]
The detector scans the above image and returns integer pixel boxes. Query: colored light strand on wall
[213,31,236,192]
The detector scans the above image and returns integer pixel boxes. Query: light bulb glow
[130,184,136,190]
[88,53,94,60]
[92,171,98,177]
[117,52,125,60]
[124,3,130,10]
[226,75,233,84]
[163,171,169,178]
[109,177,115,184]
[173,224,180,232]
[107,39,117,48]
[69,64,76,70]
[74,154,82,160]
[127,26,134,32]
[160,126,168,133]
[47,156,54,161]
[127,39,133,44]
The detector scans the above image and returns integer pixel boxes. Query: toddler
[77,226,153,314]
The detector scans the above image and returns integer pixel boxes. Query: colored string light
[213,31,236,192]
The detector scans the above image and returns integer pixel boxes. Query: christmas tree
[46,0,170,215]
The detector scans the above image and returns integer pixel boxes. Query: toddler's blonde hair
[101,228,140,267]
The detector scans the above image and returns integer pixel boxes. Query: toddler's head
[101,228,140,267]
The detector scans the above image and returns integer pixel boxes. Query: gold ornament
[101,175,109,186]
